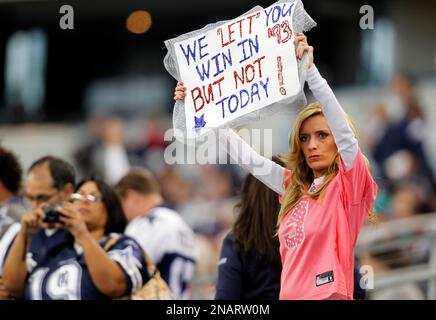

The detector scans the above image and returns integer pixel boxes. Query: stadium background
[1,0,436,299]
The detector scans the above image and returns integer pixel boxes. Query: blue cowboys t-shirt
[24,229,150,300]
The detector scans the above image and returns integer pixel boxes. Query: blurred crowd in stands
[1,71,435,300]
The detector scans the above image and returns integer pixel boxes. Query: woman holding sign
[174,33,377,300]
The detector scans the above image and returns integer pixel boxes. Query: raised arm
[219,128,286,194]
[295,34,358,170]
[306,66,358,170]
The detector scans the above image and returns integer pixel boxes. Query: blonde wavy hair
[277,102,376,226]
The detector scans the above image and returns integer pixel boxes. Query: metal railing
[356,212,436,299]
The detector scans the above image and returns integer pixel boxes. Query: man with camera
[24,156,75,225]
[0,155,75,298]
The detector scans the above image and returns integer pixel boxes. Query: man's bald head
[26,156,76,209]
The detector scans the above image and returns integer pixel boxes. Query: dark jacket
[215,232,281,300]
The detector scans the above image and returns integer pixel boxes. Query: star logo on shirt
[193,114,206,129]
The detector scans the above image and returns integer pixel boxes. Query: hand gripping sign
[164,0,316,142]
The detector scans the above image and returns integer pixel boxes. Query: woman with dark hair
[215,156,283,300]
[75,177,127,235]
[3,177,150,300]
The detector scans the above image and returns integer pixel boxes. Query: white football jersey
[125,207,197,299]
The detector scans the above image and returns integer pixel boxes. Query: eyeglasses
[26,192,59,204]
[70,193,102,203]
